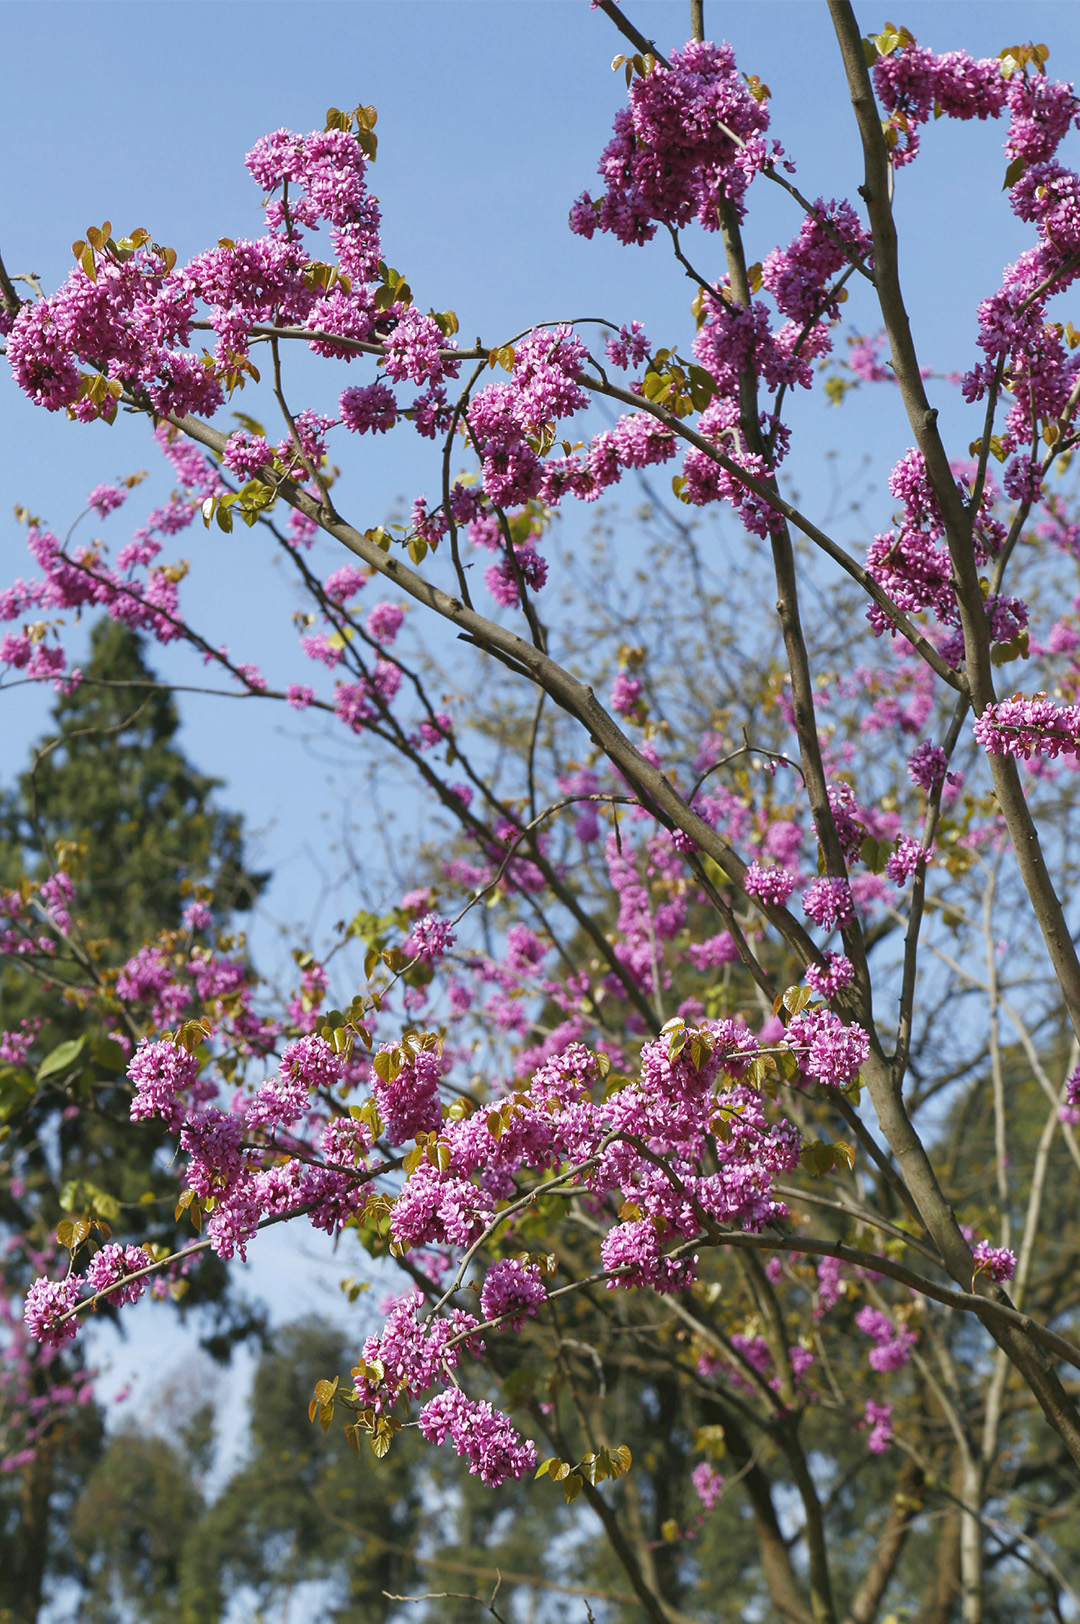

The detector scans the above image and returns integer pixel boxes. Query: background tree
[0,619,266,1624]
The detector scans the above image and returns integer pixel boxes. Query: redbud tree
[3,2,1080,1619]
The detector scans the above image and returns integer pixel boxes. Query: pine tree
[0,619,266,1624]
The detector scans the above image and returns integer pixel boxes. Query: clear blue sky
[3,0,1080,1426]
[3,1,1078,944]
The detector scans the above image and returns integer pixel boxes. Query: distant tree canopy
[0,616,264,963]
[0,620,267,1624]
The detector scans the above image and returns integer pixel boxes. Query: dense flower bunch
[855,1305,918,1372]
[570,41,774,242]
[1,1254,96,1472]
[972,1239,1018,1283]
[18,994,884,1480]
[973,694,1080,759]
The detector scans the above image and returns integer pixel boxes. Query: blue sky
[2,1,1078,945]
[3,0,1080,1445]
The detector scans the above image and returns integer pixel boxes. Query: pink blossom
[907,740,948,791]
[571,41,772,243]
[418,1389,537,1486]
[23,1276,81,1351]
[855,1304,916,1371]
[804,952,853,1000]
[183,900,212,932]
[692,1460,725,1509]
[222,431,273,478]
[340,381,398,435]
[802,876,854,932]
[743,862,796,907]
[974,695,1080,760]
[383,306,458,387]
[320,1116,372,1168]
[610,672,643,717]
[815,1255,843,1317]
[84,1244,153,1307]
[886,835,929,888]
[128,1039,201,1132]
[1060,1064,1080,1125]
[972,1240,1017,1283]
[366,601,405,645]
[370,1040,443,1144]
[86,483,127,517]
[403,912,456,964]
[686,932,739,969]
[864,1400,893,1454]
[605,320,651,369]
[479,1258,546,1330]
[600,1218,696,1294]
[785,1008,869,1089]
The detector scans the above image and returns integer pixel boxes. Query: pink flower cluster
[872,41,1007,167]
[370,1040,444,1143]
[350,1290,481,1414]
[886,835,929,889]
[570,42,772,244]
[1060,1064,1080,1126]
[479,1258,547,1330]
[802,876,854,932]
[691,1460,725,1509]
[864,1399,893,1454]
[973,695,1080,760]
[84,1244,154,1307]
[785,1008,869,1090]
[22,1276,81,1351]
[403,912,456,964]
[418,1388,538,1486]
[972,1240,1017,1284]
[610,672,643,718]
[743,861,797,908]
[855,1305,917,1372]
[127,1039,202,1133]
[804,952,853,1001]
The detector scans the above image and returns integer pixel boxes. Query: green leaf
[1003,154,1027,190]
[370,1422,394,1458]
[800,1139,836,1178]
[0,1066,35,1122]
[36,1036,87,1083]
[91,1037,128,1073]
[687,364,716,413]
[693,1424,726,1459]
[609,1443,632,1477]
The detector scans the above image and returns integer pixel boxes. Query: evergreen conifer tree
[0,619,266,1624]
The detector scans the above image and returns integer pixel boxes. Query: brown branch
[828,0,1080,1042]
[828,0,1080,1473]
[157,404,827,982]
[0,242,23,322]
[843,1456,923,1624]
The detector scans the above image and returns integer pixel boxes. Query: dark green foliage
[70,1418,214,1624]
[68,1320,428,1624]
[0,615,265,967]
[0,619,268,1624]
